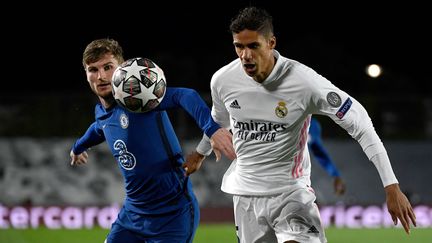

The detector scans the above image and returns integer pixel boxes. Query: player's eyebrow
[233,42,260,49]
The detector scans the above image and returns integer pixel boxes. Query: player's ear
[269,36,276,49]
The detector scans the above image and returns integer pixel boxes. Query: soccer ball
[112,57,166,112]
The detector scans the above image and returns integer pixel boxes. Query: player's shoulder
[273,51,319,86]
[211,58,241,85]
[94,103,117,120]
[285,57,333,93]
[95,103,103,115]
[283,57,317,79]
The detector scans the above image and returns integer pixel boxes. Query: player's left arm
[307,71,416,234]
[158,87,235,161]
[328,99,416,233]
[158,87,218,135]
[183,150,206,176]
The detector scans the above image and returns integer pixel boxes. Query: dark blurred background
[1,0,431,139]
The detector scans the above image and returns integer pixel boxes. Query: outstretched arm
[372,153,417,233]
[70,150,89,166]
[339,106,415,233]
[348,108,416,233]
[308,73,416,233]
[183,150,206,176]
[183,129,235,176]
[385,183,416,234]
[158,88,220,137]
[159,87,235,161]
[70,122,105,166]
[331,102,416,233]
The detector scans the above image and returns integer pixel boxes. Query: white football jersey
[207,50,397,196]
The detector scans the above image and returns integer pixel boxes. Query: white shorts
[233,186,327,243]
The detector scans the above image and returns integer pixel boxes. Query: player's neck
[99,96,116,109]
[255,55,276,83]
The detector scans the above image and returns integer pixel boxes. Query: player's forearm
[196,134,213,156]
[352,123,398,187]
[336,101,397,186]
[72,122,105,154]
[370,152,398,187]
[165,87,220,137]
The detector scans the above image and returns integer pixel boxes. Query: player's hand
[70,150,89,166]
[210,128,236,161]
[385,183,416,234]
[333,177,346,195]
[183,151,206,176]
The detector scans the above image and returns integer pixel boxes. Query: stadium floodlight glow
[366,64,382,78]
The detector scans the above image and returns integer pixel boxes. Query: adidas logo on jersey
[230,100,241,109]
[307,225,319,234]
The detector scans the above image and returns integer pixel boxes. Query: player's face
[233,29,276,83]
[85,53,120,99]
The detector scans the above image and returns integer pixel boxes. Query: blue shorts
[106,196,199,243]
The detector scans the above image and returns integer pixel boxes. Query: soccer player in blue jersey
[308,117,346,196]
[69,38,235,243]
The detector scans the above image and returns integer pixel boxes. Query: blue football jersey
[72,87,219,214]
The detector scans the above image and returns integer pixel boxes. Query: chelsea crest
[120,113,129,129]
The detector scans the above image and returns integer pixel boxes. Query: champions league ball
[112,57,166,112]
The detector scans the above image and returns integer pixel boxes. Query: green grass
[324,227,431,243]
[1,224,430,243]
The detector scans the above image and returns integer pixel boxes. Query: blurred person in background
[69,38,235,243]
[186,6,416,243]
[308,117,345,196]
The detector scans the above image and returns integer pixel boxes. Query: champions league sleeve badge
[326,92,342,107]
[326,92,352,119]
[336,98,353,119]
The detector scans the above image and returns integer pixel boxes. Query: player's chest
[98,110,158,140]
[223,87,305,125]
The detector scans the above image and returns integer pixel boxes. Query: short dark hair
[82,38,124,68]
[229,6,274,38]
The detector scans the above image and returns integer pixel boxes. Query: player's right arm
[183,150,206,176]
[70,150,89,166]
[70,122,105,166]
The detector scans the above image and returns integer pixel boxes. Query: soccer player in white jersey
[186,6,416,243]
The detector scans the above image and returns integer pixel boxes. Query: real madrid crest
[120,113,129,129]
[275,101,288,118]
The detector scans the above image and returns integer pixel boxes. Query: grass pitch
[0,224,430,243]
